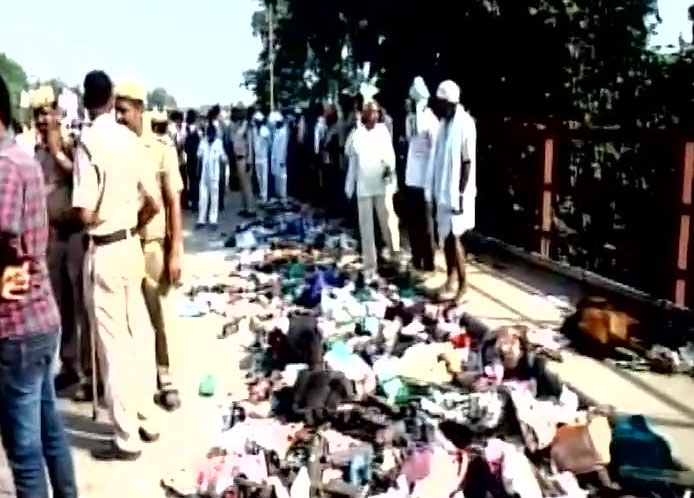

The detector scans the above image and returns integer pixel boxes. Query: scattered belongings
[162,200,689,498]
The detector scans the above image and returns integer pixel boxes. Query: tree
[0,53,28,118]
[147,87,177,110]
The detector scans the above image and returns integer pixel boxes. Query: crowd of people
[0,67,476,497]
[173,75,476,300]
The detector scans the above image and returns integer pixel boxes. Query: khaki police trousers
[47,230,90,378]
[141,240,178,389]
[235,156,255,211]
[88,235,158,452]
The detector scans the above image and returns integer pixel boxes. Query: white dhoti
[436,196,476,242]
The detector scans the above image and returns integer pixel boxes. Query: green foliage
[0,53,28,118]
[147,87,177,110]
[244,0,684,128]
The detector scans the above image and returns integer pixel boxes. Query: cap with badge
[30,85,56,109]
[115,81,146,102]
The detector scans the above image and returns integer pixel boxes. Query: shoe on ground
[54,369,80,392]
[91,441,141,461]
[194,223,206,230]
[71,381,96,403]
[154,389,181,412]
[138,426,160,443]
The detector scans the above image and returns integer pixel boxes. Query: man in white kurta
[269,111,289,200]
[251,112,271,203]
[196,125,227,229]
[405,76,439,272]
[425,80,477,302]
[345,100,400,277]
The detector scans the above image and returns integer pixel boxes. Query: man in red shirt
[0,76,77,497]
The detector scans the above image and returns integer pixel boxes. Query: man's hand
[166,248,182,286]
[1,262,30,301]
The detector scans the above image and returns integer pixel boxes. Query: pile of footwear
[164,200,688,498]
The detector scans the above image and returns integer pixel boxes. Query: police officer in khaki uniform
[230,103,255,217]
[72,71,161,461]
[113,90,184,412]
[31,86,92,399]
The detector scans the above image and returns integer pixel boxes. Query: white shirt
[197,138,226,179]
[271,125,289,175]
[314,116,326,155]
[405,105,439,189]
[252,125,270,164]
[429,106,477,209]
[344,123,396,199]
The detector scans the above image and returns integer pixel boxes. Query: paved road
[2,193,693,496]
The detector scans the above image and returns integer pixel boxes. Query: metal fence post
[540,136,555,258]
[675,141,694,306]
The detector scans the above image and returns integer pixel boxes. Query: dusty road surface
[1,199,251,498]
[2,193,694,497]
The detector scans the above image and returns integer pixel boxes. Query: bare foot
[454,290,469,304]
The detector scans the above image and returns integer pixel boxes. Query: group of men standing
[330,77,477,302]
[0,67,477,496]
[173,106,291,230]
[0,68,189,497]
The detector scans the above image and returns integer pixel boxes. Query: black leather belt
[91,227,137,247]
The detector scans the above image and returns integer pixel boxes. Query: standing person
[114,90,184,413]
[183,110,201,213]
[425,80,477,303]
[196,123,227,230]
[251,112,271,203]
[230,103,255,217]
[0,77,77,498]
[73,71,161,460]
[270,111,289,201]
[170,110,187,204]
[207,105,227,214]
[404,77,439,273]
[0,74,78,498]
[291,106,307,201]
[31,86,92,401]
[345,99,400,279]
[319,105,341,215]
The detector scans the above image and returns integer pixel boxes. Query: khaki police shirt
[72,113,159,237]
[140,132,184,241]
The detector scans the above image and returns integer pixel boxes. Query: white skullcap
[409,76,430,102]
[360,81,379,105]
[268,111,283,123]
[253,111,265,121]
[436,80,460,104]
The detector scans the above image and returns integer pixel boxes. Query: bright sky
[0,0,263,108]
[651,0,692,49]
[0,0,689,107]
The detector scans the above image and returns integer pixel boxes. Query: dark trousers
[0,331,77,498]
[218,161,226,213]
[405,186,435,271]
[186,159,199,213]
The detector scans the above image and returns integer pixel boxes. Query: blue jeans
[0,331,77,498]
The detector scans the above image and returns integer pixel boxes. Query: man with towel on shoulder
[425,80,477,303]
